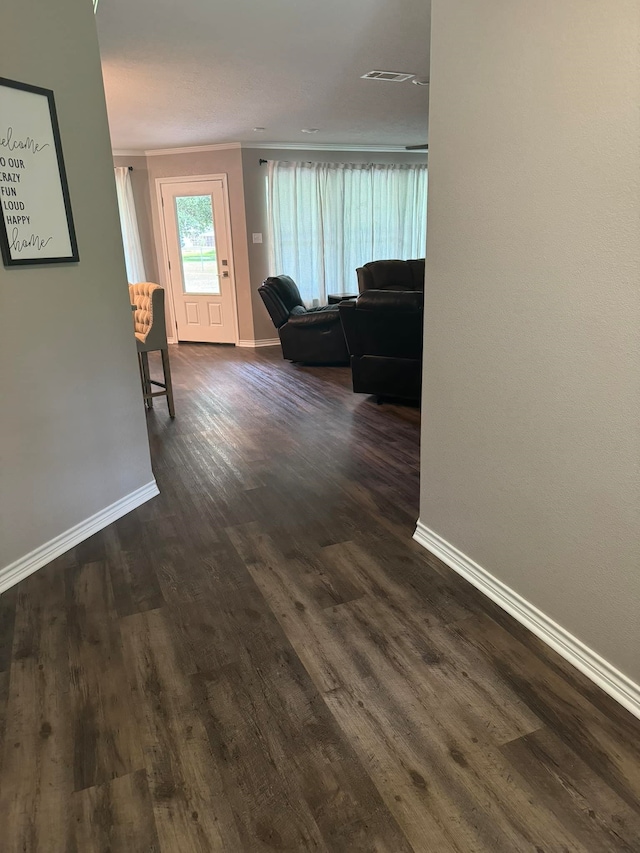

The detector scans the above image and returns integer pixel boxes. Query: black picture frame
[0,77,79,266]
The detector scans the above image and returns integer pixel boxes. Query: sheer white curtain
[267,161,427,305]
[114,166,147,283]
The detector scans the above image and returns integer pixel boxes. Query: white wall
[0,0,155,574]
[420,1,640,685]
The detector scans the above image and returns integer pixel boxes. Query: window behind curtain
[267,161,427,305]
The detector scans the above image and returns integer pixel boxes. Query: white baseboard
[237,338,281,348]
[0,481,160,594]
[413,520,640,720]
[165,338,279,348]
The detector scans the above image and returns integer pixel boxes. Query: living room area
[103,0,430,403]
[2,0,640,849]
[113,145,428,404]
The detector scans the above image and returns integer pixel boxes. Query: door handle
[222,271,229,277]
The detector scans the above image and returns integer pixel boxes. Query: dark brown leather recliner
[339,290,423,402]
[258,275,349,365]
[356,258,425,293]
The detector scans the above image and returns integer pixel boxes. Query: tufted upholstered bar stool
[129,283,175,418]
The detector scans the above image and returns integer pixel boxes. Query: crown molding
[113,141,427,158]
[240,142,426,153]
[144,142,242,157]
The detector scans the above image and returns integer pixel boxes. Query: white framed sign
[0,77,79,266]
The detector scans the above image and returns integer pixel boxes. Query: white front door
[160,179,237,344]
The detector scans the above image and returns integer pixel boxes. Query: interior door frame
[155,173,240,345]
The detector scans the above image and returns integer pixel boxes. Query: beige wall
[0,0,155,569]
[145,148,255,341]
[421,1,640,682]
[241,147,428,341]
[113,155,158,283]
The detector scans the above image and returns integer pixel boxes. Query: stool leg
[140,351,153,408]
[161,348,175,418]
[137,352,146,404]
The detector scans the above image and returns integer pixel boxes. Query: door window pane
[175,195,220,294]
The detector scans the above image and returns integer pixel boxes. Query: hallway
[1,343,639,851]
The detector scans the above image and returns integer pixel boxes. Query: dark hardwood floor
[1,342,640,852]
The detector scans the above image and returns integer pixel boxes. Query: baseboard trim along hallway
[413,520,640,721]
[3,345,638,851]
[236,338,281,348]
[0,480,160,594]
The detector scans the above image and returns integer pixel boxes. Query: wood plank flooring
[1,342,639,852]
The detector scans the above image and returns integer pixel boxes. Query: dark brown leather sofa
[356,258,425,293]
[258,275,349,365]
[340,259,425,402]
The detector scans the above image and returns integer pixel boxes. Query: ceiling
[96,0,430,152]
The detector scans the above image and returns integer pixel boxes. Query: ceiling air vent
[361,70,415,83]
